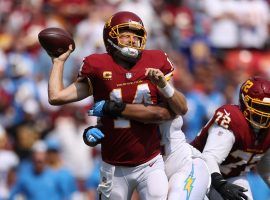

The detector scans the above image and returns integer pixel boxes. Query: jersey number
[110,83,153,128]
[215,111,231,129]
[242,80,254,93]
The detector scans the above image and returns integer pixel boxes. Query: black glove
[103,100,126,118]
[211,172,248,200]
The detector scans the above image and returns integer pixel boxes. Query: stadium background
[0,0,269,199]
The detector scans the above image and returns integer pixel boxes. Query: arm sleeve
[257,148,270,187]
[202,124,236,174]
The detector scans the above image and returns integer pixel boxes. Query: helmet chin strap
[107,39,139,59]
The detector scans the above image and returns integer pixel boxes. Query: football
[38,27,75,57]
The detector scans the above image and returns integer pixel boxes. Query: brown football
[38,27,75,57]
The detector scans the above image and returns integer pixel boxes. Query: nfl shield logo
[126,72,132,79]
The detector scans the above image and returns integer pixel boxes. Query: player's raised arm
[48,45,92,105]
[145,68,188,115]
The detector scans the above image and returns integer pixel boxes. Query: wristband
[158,83,174,98]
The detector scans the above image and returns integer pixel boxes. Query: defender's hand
[145,68,167,88]
[88,100,126,118]
[88,100,106,117]
[83,127,104,147]
[211,173,248,200]
[218,182,248,200]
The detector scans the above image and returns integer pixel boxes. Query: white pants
[164,146,210,200]
[98,154,168,200]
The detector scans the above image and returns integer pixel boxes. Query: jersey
[192,104,270,178]
[159,116,187,156]
[79,50,174,166]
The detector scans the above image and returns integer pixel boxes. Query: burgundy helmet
[239,76,270,129]
[103,11,147,60]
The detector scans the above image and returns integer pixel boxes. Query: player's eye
[119,33,130,39]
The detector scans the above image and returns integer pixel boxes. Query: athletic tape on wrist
[158,83,174,98]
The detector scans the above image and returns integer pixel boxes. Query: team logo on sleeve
[184,164,195,199]
[103,71,112,79]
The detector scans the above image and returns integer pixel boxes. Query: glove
[83,126,104,147]
[211,172,248,200]
[88,100,106,117]
[88,100,126,118]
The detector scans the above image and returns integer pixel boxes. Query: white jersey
[159,116,203,177]
[159,115,186,156]
[159,116,210,200]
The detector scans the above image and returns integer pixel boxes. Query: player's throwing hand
[52,44,74,62]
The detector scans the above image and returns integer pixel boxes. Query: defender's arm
[121,104,174,123]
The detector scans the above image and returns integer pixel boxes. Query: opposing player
[86,68,210,200]
[49,11,176,200]
[192,76,270,200]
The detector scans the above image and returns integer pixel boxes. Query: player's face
[118,30,141,49]
[249,101,270,128]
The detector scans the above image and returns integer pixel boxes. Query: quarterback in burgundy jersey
[48,11,174,200]
[86,66,211,200]
[79,49,173,166]
[192,76,270,200]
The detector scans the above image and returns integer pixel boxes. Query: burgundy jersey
[192,104,270,178]
[79,50,174,166]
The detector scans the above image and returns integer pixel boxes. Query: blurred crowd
[0,0,270,199]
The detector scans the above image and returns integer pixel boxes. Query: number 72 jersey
[192,104,270,178]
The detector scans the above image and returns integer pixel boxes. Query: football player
[49,11,175,200]
[191,76,270,200]
[85,68,211,200]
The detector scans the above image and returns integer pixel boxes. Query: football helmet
[239,76,270,129]
[103,11,147,62]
